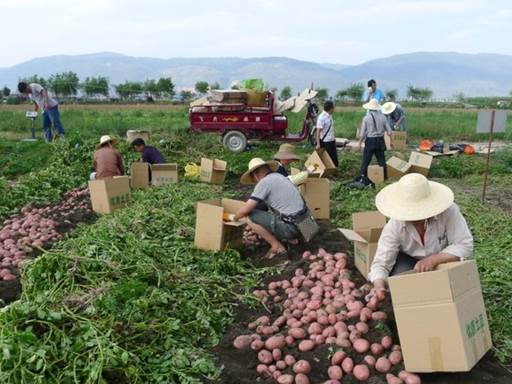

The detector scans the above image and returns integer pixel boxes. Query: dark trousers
[390,252,418,276]
[360,136,387,179]
[320,140,338,167]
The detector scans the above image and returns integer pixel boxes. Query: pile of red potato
[0,188,92,281]
[243,227,264,247]
[232,248,421,384]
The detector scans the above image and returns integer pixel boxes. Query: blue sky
[1,0,511,67]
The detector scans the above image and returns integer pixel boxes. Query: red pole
[482,110,495,202]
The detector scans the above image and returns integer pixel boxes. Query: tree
[48,71,79,98]
[315,87,329,101]
[386,89,398,101]
[345,83,365,102]
[210,81,221,90]
[115,81,143,100]
[83,76,109,98]
[453,92,465,103]
[195,81,209,94]
[156,77,175,99]
[143,79,158,95]
[279,86,292,101]
[1,86,10,98]
[407,85,433,102]
[19,75,48,88]
[335,90,348,102]
[180,90,193,102]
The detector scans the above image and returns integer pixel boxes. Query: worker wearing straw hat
[381,102,407,132]
[234,158,315,258]
[273,143,300,177]
[357,98,392,180]
[369,173,473,293]
[91,135,124,180]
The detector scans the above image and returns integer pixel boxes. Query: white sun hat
[240,158,279,185]
[381,102,397,115]
[96,135,117,149]
[375,173,454,221]
[363,98,382,111]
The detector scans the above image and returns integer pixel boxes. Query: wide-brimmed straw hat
[381,102,397,115]
[240,158,279,185]
[363,98,381,111]
[96,135,117,149]
[273,143,300,161]
[375,173,454,221]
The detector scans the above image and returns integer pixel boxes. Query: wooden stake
[482,110,495,202]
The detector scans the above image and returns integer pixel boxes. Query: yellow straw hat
[240,158,279,185]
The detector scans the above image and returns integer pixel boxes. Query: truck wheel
[223,131,247,153]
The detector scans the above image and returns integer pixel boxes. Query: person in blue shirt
[362,79,385,104]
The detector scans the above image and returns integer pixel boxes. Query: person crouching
[234,158,316,258]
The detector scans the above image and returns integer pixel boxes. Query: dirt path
[211,222,512,384]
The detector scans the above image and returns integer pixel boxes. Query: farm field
[0,105,511,383]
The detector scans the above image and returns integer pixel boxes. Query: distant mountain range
[1,52,512,98]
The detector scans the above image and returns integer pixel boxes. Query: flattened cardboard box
[385,131,408,150]
[389,261,492,372]
[299,178,330,220]
[387,156,411,180]
[200,158,227,185]
[88,176,131,214]
[408,151,433,177]
[194,198,246,251]
[130,162,150,190]
[305,149,336,178]
[339,211,386,278]
[367,165,384,185]
[151,163,178,186]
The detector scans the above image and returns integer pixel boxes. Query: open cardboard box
[408,151,433,177]
[387,156,412,180]
[367,165,384,185]
[305,149,336,177]
[130,162,150,190]
[339,212,387,278]
[151,163,178,186]
[126,130,150,143]
[385,131,408,150]
[88,176,131,214]
[389,260,492,372]
[200,158,227,185]
[194,198,246,251]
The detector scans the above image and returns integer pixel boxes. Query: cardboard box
[339,212,387,278]
[385,131,408,150]
[130,162,150,190]
[408,151,433,176]
[200,158,227,184]
[126,130,150,143]
[367,165,384,185]
[387,156,412,180]
[88,176,131,214]
[151,163,178,186]
[305,149,336,177]
[389,261,492,372]
[194,199,246,251]
[298,178,330,220]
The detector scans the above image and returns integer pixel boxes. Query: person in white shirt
[315,100,338,167]
[17,82,65,142]
[369,173,474,294]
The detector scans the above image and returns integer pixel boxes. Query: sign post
[476,110,507,202]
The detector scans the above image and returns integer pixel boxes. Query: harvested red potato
[389,350,403,365]
[232,335,252,349]
[298,340,315,352]
[364,355,376,366]
[293,360,312,374]
[353,364,370,381]
[330,351,346,365]
[327,365,343,380]
[294,373,310,384]
[341,357,354,374]
[376,357,392,373]
[258,349,273,364]
[353,338,370,353]
[398,371,422,384]
[265,335,286,350]
[381,335,393,349]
